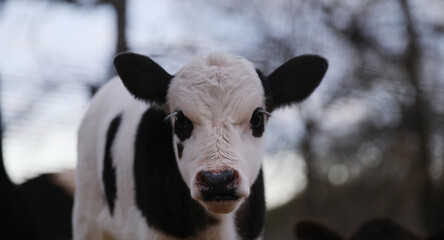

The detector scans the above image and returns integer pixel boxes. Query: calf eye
[176,113,187,131]
[250,108,267,137]
[174,110,194,141]
[250,113,262,129]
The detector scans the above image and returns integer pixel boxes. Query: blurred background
[0,0,443,239]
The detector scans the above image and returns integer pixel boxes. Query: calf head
[114,52,327,214]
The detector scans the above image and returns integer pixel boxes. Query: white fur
[74,78,148,240]
[74,53,266,239]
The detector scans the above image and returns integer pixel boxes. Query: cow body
[73,52,328,239]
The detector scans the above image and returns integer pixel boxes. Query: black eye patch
[250,108,268,137]
[176,143,184,159]
[174,110,194,141]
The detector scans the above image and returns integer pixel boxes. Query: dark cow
[294,218,443,240]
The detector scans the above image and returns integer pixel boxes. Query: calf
[73,52,328,239]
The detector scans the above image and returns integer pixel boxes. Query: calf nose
[201,169,234,187]
[198,169,239,201]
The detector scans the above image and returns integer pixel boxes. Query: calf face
[114,52,327,214]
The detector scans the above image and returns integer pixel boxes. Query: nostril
[197,169,239,201]
[201,169,234,187]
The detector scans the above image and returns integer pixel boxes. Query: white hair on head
[204,52,230,67]
[167,52,263,123]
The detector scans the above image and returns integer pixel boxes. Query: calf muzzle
[197,169,239,201]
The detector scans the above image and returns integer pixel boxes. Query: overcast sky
[0,0,319,209]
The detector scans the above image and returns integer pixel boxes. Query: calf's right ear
[113,52,173,104]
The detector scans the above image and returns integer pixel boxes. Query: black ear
[113,52,173,104]
[295,220,343,240]
[262,55,328,112]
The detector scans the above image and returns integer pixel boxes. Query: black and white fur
[73,52,328,239]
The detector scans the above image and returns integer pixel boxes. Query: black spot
[174,110,194,141]
[250,108,265,137]
[176,143,184,159]
[235,169,266,240]
[134,107,217,238]
[103,114,122,216]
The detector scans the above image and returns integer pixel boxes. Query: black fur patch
[133,107,217,238]
[103,114,122,216]
[256,70,273,113]
[235,169,266,240]
[176,143,184,159]
[174,110,194,141]
[250,108,265,137]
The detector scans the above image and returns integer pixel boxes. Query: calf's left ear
[262,55,328,112]
[113,52,173,104]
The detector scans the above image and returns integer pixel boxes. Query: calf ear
[263,55,328,112]
[295,220,343,240]
[113,52,173,104]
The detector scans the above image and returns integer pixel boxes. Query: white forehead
[167,52,264,124]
